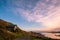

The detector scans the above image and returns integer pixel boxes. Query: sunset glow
[0,0,60,31]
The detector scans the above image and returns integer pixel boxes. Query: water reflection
[42,33,60,39]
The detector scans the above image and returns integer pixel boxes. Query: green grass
[30,36,41,40]
[14,33,23,38]
[30,36,53,40]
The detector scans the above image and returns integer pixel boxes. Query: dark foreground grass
[30,36,54,40]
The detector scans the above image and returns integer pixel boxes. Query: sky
[0,0,60,31]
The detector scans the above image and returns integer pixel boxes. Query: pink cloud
[13,0,60,31]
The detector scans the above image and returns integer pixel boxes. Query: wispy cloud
[3,0,60,31]
[18,0,60,31]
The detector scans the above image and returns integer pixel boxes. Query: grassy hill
[0,19,57,40]
[0,19,28,40]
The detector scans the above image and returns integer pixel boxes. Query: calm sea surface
[41,33,60,39]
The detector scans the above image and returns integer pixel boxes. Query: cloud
[4,0,60,31]
[18,0,60,31]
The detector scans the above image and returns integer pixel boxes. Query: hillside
[0,19,28,40]
[0,19,58,40]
